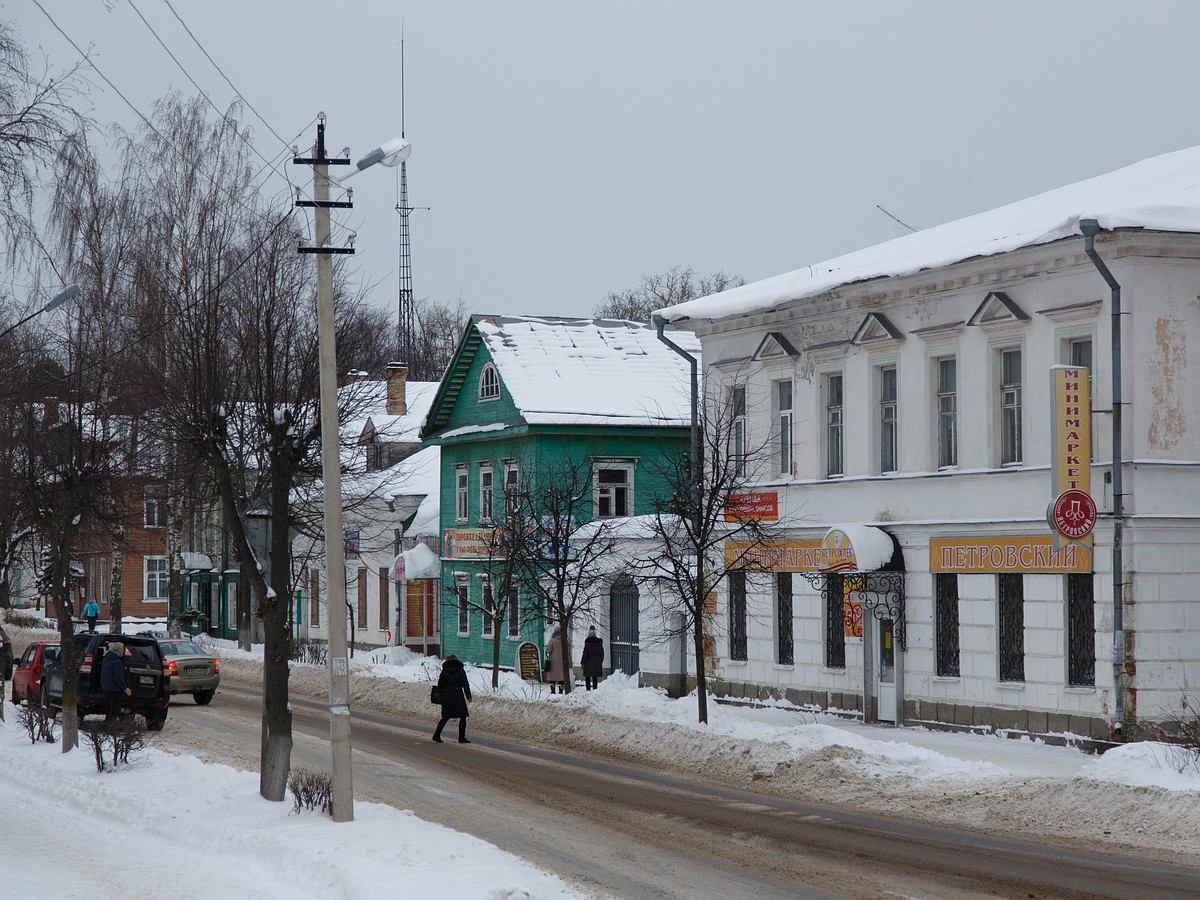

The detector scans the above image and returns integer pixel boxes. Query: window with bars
[731,385,747,477]
[825,573,846,668]
[998,572,1025,681]
[378,567,389,630]
[1067,573,1096,686]
[310,568,320,626]
[776,572,793,665]
[775,380,793,477]
[880,365,898,473]
[826,374,844,477]
[935,573,960,677]
[937,357,957,469]
[1000,348,1023,465]
[728,570,747,661]
[479,464,494,524]
[357,568,368,629]
[456,577,470,635]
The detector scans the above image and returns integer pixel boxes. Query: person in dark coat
[581,625,605,691]
[432,654,473,743]
[100,641,131,723]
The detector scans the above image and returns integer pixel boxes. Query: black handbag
[430,685,442,704]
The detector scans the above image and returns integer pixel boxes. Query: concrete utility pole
[294,114,355,821]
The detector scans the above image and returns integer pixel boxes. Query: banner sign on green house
[442,527,505,559]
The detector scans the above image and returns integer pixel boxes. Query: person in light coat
[544,625,566,694]
[580,625,605,690]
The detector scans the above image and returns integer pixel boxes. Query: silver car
[158,639,220,705]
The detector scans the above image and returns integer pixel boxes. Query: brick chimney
[385,362,408,415]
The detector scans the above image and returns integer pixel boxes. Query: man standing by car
[101,642,131,723]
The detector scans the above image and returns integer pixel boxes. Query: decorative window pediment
[910,320,965,340]
[752,331,800,361]
[851,312,904,346]
[967,291,1029,328]
[1036,299,1102,321]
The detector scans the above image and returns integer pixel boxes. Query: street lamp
[298,120,409,823]
[0,284,81,342]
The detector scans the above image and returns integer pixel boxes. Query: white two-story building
[658,145,1200,744]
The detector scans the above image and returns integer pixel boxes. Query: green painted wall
[428,339,688,667]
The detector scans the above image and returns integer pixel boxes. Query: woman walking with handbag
[432,654,473,744]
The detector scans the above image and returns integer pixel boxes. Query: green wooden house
[420,315,699,671]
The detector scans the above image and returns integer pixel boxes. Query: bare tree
[516,452,622,693]
[635,383,777,724]
[0,19,87,264]
[405,295,471,381]
[594,266,743,323]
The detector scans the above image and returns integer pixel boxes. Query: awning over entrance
[180,552,214,571]
[392,542,440,581]
[818,524,902,573]
[802,524,907,648]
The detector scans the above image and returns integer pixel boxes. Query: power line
[160,0,291,149]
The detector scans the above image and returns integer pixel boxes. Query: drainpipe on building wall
[1079,218,1125,735]
[653,315,702,699]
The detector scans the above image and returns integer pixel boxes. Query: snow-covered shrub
[288,767,333,816]
[17,703,56,744]
[81,717,146,772]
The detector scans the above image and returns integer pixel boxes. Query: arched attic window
[479,363,500,401]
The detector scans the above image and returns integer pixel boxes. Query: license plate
[140,675,154,685]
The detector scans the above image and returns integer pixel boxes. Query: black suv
[44,632,170,730]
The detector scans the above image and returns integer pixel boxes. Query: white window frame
[935,356,957,470]
[479,363,500,401]
[144,484,166,528]
[481,577,494,637]
[998,346,1023,466]
[824,372,844,478]
[1064,334,1095,462]
[503,460,520,519]
[478,464,494,524]
[878,364,898,474]
[731,385,747,477]
[144,556,169,602]
[454,466,469,523]
[594,461,635,518]
[774,378,793,478]
[507,587,520,638]
[456,575,470,635]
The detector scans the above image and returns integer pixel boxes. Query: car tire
[38,681,50,710]
[146,712,167,731]
[10,682,19,705]
[193,690,215,706]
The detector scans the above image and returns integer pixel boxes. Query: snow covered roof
[658,144,1200,324]
[470,316,699,427]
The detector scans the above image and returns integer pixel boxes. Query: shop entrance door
[877,618,896,723]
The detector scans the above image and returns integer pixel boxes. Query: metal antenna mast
[396,29,415,365]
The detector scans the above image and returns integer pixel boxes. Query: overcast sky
[9,1,1200,325]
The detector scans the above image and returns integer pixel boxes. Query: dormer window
[479,364,500,401]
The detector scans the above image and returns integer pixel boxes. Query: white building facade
[659,148,1200,743]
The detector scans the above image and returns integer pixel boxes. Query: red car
[11,641,60,707]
